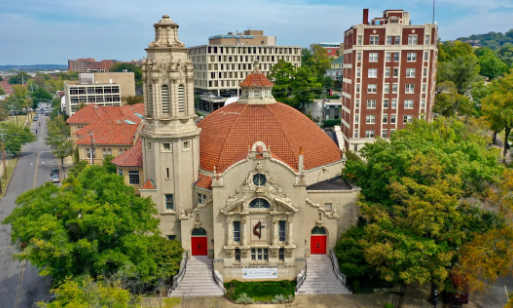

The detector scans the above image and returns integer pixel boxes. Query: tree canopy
[475,47,510,80]
[438,41,481,94]
[46,115,74,171]
[2,166,183,292]
[0,122,36,155]
[8,72,32,85]
[433,81,474,117]
[456,29,513,50]
[30,87,53,108]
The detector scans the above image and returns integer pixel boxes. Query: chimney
[298,146,304,174]
[109,79,112,84]
[363,8,369,25]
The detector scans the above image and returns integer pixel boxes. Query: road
[0,103,56,308]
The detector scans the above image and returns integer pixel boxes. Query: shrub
[323,119,341,128]
[235,293,254,304]
[384,304,395,308]
[224,280,295,303]
[271,294,293,304]
[352,280,361,292]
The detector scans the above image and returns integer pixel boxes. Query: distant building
[189,30,301,111]
[341,9,438,152]
[0,79,13,95]
[319,42,342,58]
[63,72,136,116]
[325,56,344,80]
[67,58,115,73]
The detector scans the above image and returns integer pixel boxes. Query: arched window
[149,84,154,116]
[249,198,270,208]
[161,85,170,116]
[311,226,326,235]
[178,84,185,115]
[192,228,207,236]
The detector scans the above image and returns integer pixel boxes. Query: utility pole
[89,131,94,165]
[321,87,327,127]
[0,128,7,181]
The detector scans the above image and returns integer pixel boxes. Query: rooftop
[111,138,144,167]
[306,176,353,191]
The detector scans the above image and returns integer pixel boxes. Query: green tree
[103,154,117,174]
[0,76,3,81]
[0,122,36,155]
[268,59,294,98]
[438,41,481,94]
[38,275,141,308]
[110,63,143,94]
[46,117,74,172]
[301,48,313,67]
[306,44,331,77]
[2,166,183,291]
[8,72,31,85]
[497,46,513,66]
[0,86,5,95]
[482,69,513,158]
[290,66,322,110]
[322,76,333,91]
[475,47,510,79]
[433,81,474,117]
[30,87,53,108]
[121,95,143,105]
[335,223,372,278]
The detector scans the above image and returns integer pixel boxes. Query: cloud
[0,0,508,65]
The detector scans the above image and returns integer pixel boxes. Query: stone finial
[253,59,260,72]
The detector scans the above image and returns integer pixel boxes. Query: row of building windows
[355,83,428,94]
[69,86,120,95]
[231,248,286,262]
[356,51,430,63]
[200,55,300,64]
[146,140,191,152]
[354,116,422,139]
[189,46,300,56]
[354,99,426,109]
[356,111,424,125]
[86,148,128,159]
[147,84,186,117]
[70,95,121,104]
[357,34,431,46]
[359,67,429,78]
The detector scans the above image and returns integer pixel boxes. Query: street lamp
[89,131,94,165]
[433,289,438,308]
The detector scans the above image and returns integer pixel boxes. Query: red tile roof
[112,138,143,167]
[67,103,144,124]
[195,174,212,189]
[197,102,342,173]
[75,122,139,146]
[141,179,156,190]
[239,71,274,87]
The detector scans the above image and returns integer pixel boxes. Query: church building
[112,15,360,288]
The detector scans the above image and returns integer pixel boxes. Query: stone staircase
[296,255,351,294]
[169,256,224,297]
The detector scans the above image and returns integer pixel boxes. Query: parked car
[50,169,60,183]
[33,116,39,122]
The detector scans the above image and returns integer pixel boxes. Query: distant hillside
[0,64,67,71]
[456,30,513,49]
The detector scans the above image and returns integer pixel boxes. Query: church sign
[242,268,278,279]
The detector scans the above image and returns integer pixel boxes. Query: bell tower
[140,15,200,238]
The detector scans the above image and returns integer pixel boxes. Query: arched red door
[191,228,208,256]
[310,226,327,254]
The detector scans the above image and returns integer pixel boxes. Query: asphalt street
[0,103,56,308]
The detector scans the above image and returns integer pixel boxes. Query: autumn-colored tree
[433,81,474,117]
[121,95,144,105]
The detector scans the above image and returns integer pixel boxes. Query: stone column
[226,217,233,246]
[241,217,247,246]
[287,219,293,246]
[272,220,278,246]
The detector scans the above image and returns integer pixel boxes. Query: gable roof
[111,138,143,167]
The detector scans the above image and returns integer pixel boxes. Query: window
[425,35,431,45]
[369,53,378,62]
[424,52,429,61]
[178,84,185,115]
[368,68,377,78]
[385,67,390,77]
[384,99,389,108]
[162,143,171,151]
[129,170,140,185]
[384,83,390,94]
[167,235,176,240]
[406,68,416,78]
[355,99,360,108]
[356,68,361,77]
[253,174,266,186]
[392,84,398,93]
[251,248,269,261]
[405,84,415,94]
[422,83,427,93]
[235,248,241,262]
[365,130,375,138]
[357,35,363,45]
[149,84,154,116]
[392,99,398,109]
[386,52,391,62]
[382,129,388,138]
[249,198,270,208]
[146,142,152,150]
[354,129,359,138]
[357,52,362,61]
[166,168,170,179]
[165,194,174,210]
[118,168,123,176]
[279,248,285,261]
[198,193,207,204]
[421,99,426,108]
[404,115,413,124]
[103,149,107,156]
[407,52,417,62]
[370,36,379,45]
[367,84,377,94]
[161,85,170,116]
[392,53,399,62]
[354,144,358,152]
[423,68,428,77]
[366,115,375,124]
[233,221,241,242]
[395,36,400,45]
[391,114,396,124]
[393,68,399,77]
[387,36,393,45]
[367,99,376,108]
[355,114,359,124]
[383,114,388,124]
[279,221,286,241]
[404,99,414,109]
[408,35,418,45]
[183,141,191,150]
[324,203,332,211]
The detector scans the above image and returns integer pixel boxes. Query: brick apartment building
[341,9,438,152]
[68,58,115,73]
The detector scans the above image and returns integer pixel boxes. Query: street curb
[0,157,19,202]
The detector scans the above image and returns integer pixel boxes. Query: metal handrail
[170,251,188,291]
[212,260,226,293]
[295,255,307,292]
[329,249,352,293]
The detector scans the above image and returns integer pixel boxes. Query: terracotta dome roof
[239,71,274,87]
[198,102,342,173]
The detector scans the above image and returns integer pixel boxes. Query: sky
[1,0,512,65]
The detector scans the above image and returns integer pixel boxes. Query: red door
[191,236,208,255]
[311,235,327,254]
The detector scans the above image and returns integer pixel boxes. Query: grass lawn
[224,280,296,303]
[0,157,18,199]
[7,113,35,127]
